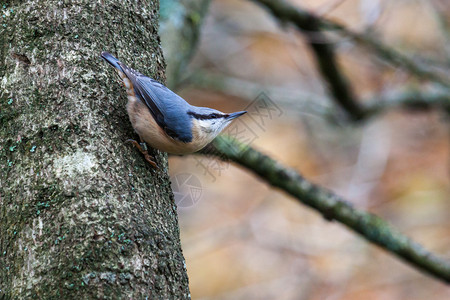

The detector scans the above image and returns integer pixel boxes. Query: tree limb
[185,70,450,119]
[250,0,366,121]
[364,88,450,117]
[250,0,450,88]
[199,136,450,283]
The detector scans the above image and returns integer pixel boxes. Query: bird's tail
[101,51,124,73]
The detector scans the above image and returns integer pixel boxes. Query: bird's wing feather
[132,78,166,127]
[116,61,193,143]
[102,54,193,142]
[135,77,193,143]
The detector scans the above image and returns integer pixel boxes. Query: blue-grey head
[187,107,247,141]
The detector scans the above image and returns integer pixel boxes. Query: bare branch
[199,136,450,283]
[185,70,450,119]
[250,0,450,88]
[250,0,366,120]
[365,88,450,117]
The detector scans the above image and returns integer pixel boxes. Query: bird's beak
[226,111,247,120]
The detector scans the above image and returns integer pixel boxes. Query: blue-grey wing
[134,76,193,143]
[115,60,193,143]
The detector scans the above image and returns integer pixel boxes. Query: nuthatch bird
[101,51,246,168]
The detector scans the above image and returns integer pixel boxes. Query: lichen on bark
[0,1,190,298]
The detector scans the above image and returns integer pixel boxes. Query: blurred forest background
[161,0,449,299]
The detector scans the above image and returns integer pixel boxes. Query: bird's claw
[125,139,158,169]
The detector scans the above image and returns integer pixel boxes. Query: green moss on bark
[0,1,190,299]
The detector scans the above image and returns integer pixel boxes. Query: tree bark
[0,1,190,298]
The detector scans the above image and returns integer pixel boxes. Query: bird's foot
[125,139,158,169]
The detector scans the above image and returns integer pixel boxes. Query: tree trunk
[0,1,190,298]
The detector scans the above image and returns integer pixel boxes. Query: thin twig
[250,0,450,87]
[185,70,450,119]
[250,0,365,121]
[200,136,450,283]
[364,88,450,117]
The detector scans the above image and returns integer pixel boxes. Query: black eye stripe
[188,111,228,120]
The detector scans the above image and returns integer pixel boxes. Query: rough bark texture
[0,1,190,299]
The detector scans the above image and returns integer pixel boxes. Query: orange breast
[126,99,210,154]
[117,69,214,154]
